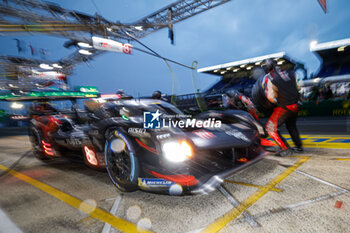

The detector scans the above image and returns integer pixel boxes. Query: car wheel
[28,125,50,160]
[105,129,140,192]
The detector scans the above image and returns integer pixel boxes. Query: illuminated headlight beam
[161,141,192,163]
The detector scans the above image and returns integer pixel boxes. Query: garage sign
[92,36,132,54]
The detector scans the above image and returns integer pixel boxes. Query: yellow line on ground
[80,216,94,223]
[224,180,283,193]
[0,164,152,233]
[291,155,312,159]
[201,157,310,233]
[266,135,350,149]
[333,158,350,161]
[292,135,350,138]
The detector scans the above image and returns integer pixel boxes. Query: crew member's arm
[240,95,259,120]
[265,78,278,104]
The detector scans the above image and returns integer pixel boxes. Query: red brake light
[84,146,98,166]
[41,140,54,156]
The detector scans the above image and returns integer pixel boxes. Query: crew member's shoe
[292,147,304,153]
[278,149,293,157]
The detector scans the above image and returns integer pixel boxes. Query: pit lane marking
[0,208,24,233]
[291,169,349,193]
[267,135,350,149]
[101,195,122,233]
[237,190,348,225]
[80,216,94,224]
[200,156,310,233]
[217,185,260,228]
[237,163,350,224]
[333,158,350,161]
[0,164,153,233]
[224,180,283,193]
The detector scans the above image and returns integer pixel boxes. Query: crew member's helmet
[152,90,162,99]
[116,89,125,95]
[262,58,277,73]
[226,89,240,99]
[222,89,243,109]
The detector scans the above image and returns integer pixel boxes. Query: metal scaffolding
[0,0,231,92]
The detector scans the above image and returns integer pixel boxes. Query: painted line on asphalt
[267,135,350,149]
[294,170,349,193]
[0,164,153,233]
[333,158,350,161]
[101,195,123,233]
[0,208,24,233]
[217,185,260,228]
[224,180,283,193]
[237,190,348,224]
[200,156,310,233]
[284,190,348,209]
[80,216,94,224]
[279,163,349,193]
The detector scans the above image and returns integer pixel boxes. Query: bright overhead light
[134,26,143,31]
[77,42,92,48]
[213,69,219,73]
[78,49,93,55]
[233,68,239,72]
[220,71,226,74]
[240,64,246,68]
[52,63,63,69]
[39,64,53,70]
[337,46,346,52]
[11,102,23,109]
[310,40,318,48]
[246,66,253,70]
[277,60,284,65]
[255,61,261,65]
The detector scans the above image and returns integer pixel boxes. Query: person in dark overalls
[253,59,303,156]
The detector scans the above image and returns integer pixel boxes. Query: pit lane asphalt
[0,134,349,233]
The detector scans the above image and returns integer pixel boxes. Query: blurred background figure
[323,84,333,100]
[222,89,259,121]
[116,89,133,99]
[152,90,169,102]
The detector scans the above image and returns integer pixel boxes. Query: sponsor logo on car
[128,128,150,137]
[143,110,162,129]
[193,129,215,139]
[65,138,82,146]
[143,110,221,129]
[138,178,174,187]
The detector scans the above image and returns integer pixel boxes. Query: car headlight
[162,140,192,163]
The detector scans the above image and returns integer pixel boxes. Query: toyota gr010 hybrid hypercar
[29,98,269,195]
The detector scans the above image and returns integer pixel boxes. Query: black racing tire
[105,128,140,192]
[28,125,50,160]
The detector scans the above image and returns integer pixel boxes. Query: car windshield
[108,99,185,118]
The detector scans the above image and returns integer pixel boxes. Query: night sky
[1,0,350,97]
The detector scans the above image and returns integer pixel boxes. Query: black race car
[29,98,269,195]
